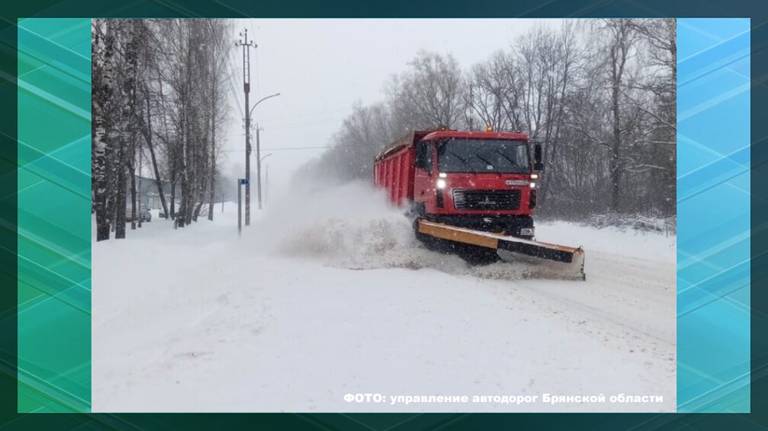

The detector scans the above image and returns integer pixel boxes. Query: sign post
[238,178,248,235]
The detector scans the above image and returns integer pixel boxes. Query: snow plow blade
[417,219,586,281]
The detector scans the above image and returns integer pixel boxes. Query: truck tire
[451,243,500,265]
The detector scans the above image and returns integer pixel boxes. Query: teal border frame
[17,18,91,412]
[677,19,751,412]
[15,17,753,415]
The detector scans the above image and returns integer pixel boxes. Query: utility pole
[264,163,269,206]
[247,92,280,210]
[236,28,256,226]
[259,152,272,209]
[256,124,262,210]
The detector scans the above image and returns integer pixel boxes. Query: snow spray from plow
[417,219,586,281]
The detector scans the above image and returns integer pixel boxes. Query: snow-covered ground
[93,182,676,412]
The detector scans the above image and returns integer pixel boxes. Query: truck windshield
[437,139,529,173]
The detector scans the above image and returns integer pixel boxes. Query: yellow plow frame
[417,219,586,281]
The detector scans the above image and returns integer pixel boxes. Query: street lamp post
[249,93,281,118]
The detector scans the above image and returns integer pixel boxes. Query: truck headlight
[436,179,447,189]
[530,182,536,188]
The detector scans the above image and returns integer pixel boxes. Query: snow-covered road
[93,183,675,412]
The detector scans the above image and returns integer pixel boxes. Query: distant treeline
[299,19,676,219]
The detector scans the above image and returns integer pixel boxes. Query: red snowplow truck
[374,129,585,279]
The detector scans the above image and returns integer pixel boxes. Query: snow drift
[248,182,468,271]
[248,181,671,281]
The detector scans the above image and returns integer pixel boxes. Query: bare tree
[92,20,116,241]
[92,19,231,239]
[466,51,521,131]
[388,51,466,131]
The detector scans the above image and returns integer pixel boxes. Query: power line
[220,145,331,153]
[263,146,331,151]
[227,65,244,119]
[226,34,246,119]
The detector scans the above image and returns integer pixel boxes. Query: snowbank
[93,181,676,412]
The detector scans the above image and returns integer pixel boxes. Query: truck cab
[411,130,541,239]
[374,129,542,239]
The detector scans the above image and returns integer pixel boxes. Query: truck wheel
[413,218,432,245]
[452,243,500,265]
[407,202,426,220]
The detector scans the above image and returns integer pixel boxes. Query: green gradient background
[2,0,768,429]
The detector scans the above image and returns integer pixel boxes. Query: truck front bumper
[424,214,534,238]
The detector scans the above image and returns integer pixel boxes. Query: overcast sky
[221,19,559,194]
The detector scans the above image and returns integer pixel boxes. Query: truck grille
[453,189,521,210]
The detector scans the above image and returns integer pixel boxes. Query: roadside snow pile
[536,219,675,261]
[468,256,577,280]
[581,213,676,235]
[280,217,413,265]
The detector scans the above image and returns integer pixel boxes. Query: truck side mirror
[415,142,431,173]
[533,143,544,171]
